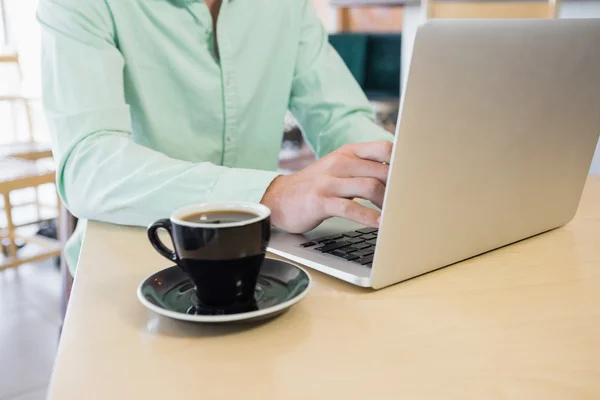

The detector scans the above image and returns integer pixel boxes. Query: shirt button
[226,134,234,143]
[226,77,233,88]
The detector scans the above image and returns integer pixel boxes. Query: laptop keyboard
[299,227,378,268]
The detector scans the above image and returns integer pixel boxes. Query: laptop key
[364,263,373,268]
[351,242,371,250]
[357,254,374,265]
[317,234,343,243]
[342,253,360,261]
[353,248,374,257]
[335,246,356,254]
[329,249,348,258]
[362,233,377,240]
[316,241,351,253]
[356,228,378,234]
[342,231,362,238]
[365,239,378,245]
[300,241,317,247]
[346,237,365,244]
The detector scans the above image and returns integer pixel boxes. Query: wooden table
[49,176,600,399]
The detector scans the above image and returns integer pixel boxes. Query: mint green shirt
[37,0,393,273]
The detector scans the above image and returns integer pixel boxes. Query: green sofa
[328,33,402,102]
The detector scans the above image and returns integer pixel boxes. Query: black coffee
[182,210,258,224]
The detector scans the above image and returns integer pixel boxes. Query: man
[37,0,394,273]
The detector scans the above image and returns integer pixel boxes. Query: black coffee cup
[147,202,271,308]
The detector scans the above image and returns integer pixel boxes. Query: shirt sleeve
[289,0,394,159]
[37,0,278,227]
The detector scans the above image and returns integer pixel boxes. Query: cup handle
[147,219,178,262]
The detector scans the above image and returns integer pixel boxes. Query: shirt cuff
[207,167,280,204]
[318,116,394,158]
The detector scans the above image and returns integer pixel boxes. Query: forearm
[292,96,393,158]
[59,131,278,226]
[319,112,394,158]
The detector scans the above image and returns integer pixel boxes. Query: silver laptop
[268,19,600,289]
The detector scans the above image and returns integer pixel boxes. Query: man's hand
[261,141,392,233]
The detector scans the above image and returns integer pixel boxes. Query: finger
[335,158,389,185]
[325,198,381,228]
[327,177,385,209]
[344,141,393,164]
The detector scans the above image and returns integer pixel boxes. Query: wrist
[260,175,284,207]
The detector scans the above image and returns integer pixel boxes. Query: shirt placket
[215,0,238,167]
[186,0,238,167]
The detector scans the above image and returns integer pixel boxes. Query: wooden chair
[1,0,50,160]
[0,158,61,271]
[0,141,53,160]
[1,1,53,228]
[0,62,53,219]
[0,53,51,161]
[422,0,560,20]
[0,50,37,142]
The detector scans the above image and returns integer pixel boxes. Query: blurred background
[1,0,600,399]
